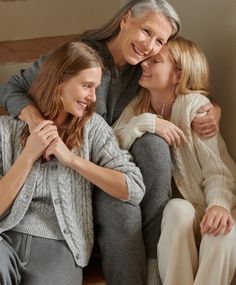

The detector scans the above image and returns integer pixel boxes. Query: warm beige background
[168,0,236,161]
[0,0,120,41]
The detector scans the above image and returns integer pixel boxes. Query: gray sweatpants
[0,231,82,285]
[93,133,172,285]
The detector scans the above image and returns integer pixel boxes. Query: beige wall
[0,0,121,41]
[168,0,236,161]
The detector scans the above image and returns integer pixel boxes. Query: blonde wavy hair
[137,36,210,113]
[21,41,103,149]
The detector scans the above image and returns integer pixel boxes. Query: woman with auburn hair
[0,1,221,283]
[114,36,236,285]
[0,41,145,285]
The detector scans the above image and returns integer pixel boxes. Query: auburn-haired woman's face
[59,67,102,118]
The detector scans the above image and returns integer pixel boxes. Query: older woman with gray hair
[0,1,220,284]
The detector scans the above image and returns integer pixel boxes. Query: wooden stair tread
[0,34,79,65]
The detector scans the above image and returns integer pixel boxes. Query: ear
[120,10,132,30]
[172,70,182,84]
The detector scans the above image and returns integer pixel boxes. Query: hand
[200,205,234,236]
[155,117,186,147]
[192,103,221,139]
[18,104,45,133]
[23,120,59,162]
[44,137,76,166]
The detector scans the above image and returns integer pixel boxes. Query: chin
[139,78,148,88]
[125,54,142,65]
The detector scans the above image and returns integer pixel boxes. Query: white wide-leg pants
[157,199,236,285]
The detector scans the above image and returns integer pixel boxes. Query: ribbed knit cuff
[206,188,236,212]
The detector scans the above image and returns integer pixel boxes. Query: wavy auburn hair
[137,36,210,114]
[21,41,103,149]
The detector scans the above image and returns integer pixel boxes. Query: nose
[87,88,96,102]
[141,58,150,69]
[144,38,162,56]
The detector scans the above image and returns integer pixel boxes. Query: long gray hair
[80,0,181,41]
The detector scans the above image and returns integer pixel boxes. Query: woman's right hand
[23,120,59,162]
[155,117,187,147]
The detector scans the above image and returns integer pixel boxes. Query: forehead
[154,45,172,60]
[74,67,102,81]
[132,11,172,41]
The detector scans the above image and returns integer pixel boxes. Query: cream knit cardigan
[113,92,236,217]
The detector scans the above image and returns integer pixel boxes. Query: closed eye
[156,39,164,46]
[142,28,150,36]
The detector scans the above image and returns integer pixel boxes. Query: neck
[149,87,176,120]
[106,35,126,67]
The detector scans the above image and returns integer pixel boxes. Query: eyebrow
[145,25,167,44]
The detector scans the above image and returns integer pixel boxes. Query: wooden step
[0,34,79,65]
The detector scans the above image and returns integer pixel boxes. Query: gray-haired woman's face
[118,10,172,66]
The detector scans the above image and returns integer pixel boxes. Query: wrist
[21,148,38,166]
[18,104,44,130]
[68,154,82,170]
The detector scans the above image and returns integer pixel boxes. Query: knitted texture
[0,114,145,267]
[113,93,236,217]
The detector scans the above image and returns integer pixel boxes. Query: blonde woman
[0,41,145,285]
[113,37,236,285]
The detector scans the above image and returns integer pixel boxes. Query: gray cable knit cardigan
[0,114,145,267]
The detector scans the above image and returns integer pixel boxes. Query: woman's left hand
[44,137,76,166]
[192,103,221,139]
[200,205,234,236]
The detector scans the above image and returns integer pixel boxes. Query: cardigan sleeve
[0,54,48,118]
[89,114,145,205]
[190,96,236,211]
[113,97,156,150]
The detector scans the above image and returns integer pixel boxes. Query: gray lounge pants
[93,133,172,285]
[0,231,83,285]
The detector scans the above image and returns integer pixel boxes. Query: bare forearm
[0,151,34,215]
[69,156,128,200]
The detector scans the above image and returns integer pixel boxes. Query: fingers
[196,102,213,113]
[32,120,59,143]
[155,118,186,147]
[200,214,214,235]
[192,104,220,138]
[44,138,61,161]
[200,206,234,236]
[31,120,55,132]
[210,215,227,236]
[225,215,234,234]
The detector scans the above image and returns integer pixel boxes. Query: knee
[131,133,171,164]
[94,192,142,236]
[202,225,236,257]
[162,199,196,231]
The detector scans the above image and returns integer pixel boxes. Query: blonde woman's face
[118,10,172,65]
[59,67,102,118]
[139,46,177,92]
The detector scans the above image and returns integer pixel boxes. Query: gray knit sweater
[0,114,145,267]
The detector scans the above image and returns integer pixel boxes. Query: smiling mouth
[141,71,151,77]
[77,101,87,108]
[133,44,147,57]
